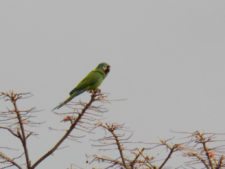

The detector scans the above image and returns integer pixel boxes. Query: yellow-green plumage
[53,63,110,110]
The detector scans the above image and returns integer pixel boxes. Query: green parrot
[53,62,110,110]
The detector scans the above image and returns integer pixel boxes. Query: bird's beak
[105,65,110,74]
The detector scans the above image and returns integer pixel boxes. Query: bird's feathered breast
[69,69,106,95]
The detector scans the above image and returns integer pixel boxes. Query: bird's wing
[69,70,103,95]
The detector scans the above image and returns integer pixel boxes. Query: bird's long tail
[53,96,74,110]
[53,90,85,110]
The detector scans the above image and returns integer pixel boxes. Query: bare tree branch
[0,151,22,169]
[31,91,99,169]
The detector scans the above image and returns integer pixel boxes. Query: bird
[53,62,110,110]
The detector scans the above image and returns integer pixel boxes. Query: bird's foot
[95,88,101,93]
[88,90,94,94]
[88,89,101,94]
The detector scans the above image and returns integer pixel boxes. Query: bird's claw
[88,89,101,94]
[96,89,101,93]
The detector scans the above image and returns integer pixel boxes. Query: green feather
[53,63,110,110]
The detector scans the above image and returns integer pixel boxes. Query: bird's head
[96,62,110,75]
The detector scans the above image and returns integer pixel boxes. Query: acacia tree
[88,122,182,169]
[88,124,225,169]
[0,91,225,169]
[181,131,225,168]
[0,91,106,169]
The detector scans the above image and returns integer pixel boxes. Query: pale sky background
[1,1,225,168]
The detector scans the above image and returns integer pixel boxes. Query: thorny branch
[1,91,225,169]
[101,123,128,168]
[90,123,181,169]
[0,151,22,169]
[158,141,182,169]
[31,91,104,168]
[0,91,107,169]
[90,128,225,169]
[180,131,225,169]
[0,91,33,169]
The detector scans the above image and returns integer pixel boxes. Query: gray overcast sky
[1,0,225,168]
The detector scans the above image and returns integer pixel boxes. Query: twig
[12,98,31,169]
[158,143,179,169]
[31,92,98,169]
[0,152,22,169]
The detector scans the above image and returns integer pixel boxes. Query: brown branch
[138,151,156,169]
[12,96,31,169]
[0,126,19,138]
[187,152,210,169]
[158,144,179,169]
[93,155,124,167]
[202,141,214,169]
[108,126,128,169]
[130,148,144,168]
[179,131,225,169]
[216,155,224,169]
[31,92,97,169]
[195,131,215,169]
[1,92,32,169]
[0,152,22,169]
[92,123,131,169]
